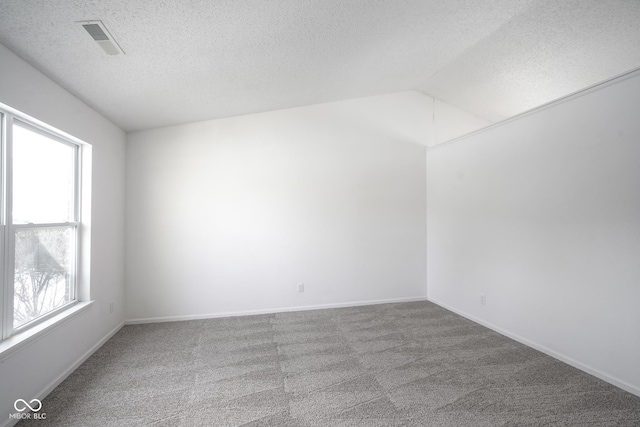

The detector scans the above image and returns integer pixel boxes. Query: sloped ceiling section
[420,0,640,122]
[0,0,639,132]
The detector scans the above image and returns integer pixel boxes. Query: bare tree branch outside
[13,227,73,328]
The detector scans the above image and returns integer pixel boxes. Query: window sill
[0,301,94,362]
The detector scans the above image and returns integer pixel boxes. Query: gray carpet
[19,301,640,426]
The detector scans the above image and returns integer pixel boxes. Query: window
[1,107,83,341]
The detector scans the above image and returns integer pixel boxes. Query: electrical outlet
[109,302,115,314]
[480,294,486,305]
[297,283,304,293]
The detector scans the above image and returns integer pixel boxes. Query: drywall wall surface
[427,71,640,394]
[433,98,492,146]
[0,43,126,421]
[126,92,429,321]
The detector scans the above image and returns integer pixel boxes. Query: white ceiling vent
[78,20,125,55]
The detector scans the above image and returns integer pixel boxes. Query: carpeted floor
[19,301,640,426]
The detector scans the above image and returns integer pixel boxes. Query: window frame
[0,106,85,342]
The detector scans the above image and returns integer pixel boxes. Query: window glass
[13,227,75,328]
[0,106,84,341]
[12,123,75,224]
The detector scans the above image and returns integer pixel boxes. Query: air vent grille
[77,20,125,55]
[82,24,109,41]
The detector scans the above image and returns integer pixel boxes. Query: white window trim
[0,101,92,354]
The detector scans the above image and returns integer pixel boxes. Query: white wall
[126,92,430,321]
[0,44,126,422]
[427,70,640,395]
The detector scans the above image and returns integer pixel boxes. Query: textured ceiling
[420,0,640,122]
[0,0,639,132]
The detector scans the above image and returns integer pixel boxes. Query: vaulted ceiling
[1,0,639,133]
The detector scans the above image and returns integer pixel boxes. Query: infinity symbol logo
[14,399,42,412]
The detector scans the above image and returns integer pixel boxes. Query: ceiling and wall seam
[0,0,638,137]
[427,65,640,152]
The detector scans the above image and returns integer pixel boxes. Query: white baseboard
[125,296,428,325]
[427,297,640,398]
[1,320,125,427]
